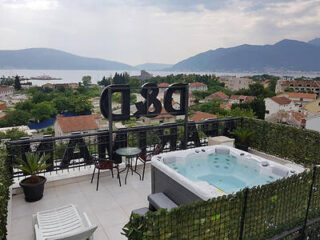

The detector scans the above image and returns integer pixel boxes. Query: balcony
[3,117,320,240]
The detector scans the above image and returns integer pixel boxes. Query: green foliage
[97,76,112,86]
[0,128,28,140]
[82,75,92,86]
[14,75,21,91]
[232,98,266,119]
[242,118,320,166]
[231,127,255,146]
[0,146,12,240]
[123,169,317,240]
[31,102,57,122]
[14,152,51,176]
[235,82,275,98]
[6,110,31,126]
[192,100,256,119]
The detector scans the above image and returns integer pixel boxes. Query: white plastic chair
[33,204,97,240]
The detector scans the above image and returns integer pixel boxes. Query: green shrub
[241,118,320,166]
[0,146,12,239]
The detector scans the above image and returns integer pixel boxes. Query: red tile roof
[281,81,320,88]
[189,111,217,122]
[207,91,229,100]
[57,114,101,133]
[154,108,174,119]
[189,82,207,87]
[281,92,317,100]
[271,96,292,105]
[230,95,255,102]
[157,83,169,87]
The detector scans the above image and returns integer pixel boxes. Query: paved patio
[9,164,151,240]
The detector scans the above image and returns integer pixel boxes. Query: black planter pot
[235,143,249,152]
[19,176,46,202]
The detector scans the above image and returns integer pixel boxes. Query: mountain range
[0,38,320,72]
[170,38,320,72]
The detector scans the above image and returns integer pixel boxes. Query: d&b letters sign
[100,83,188,121]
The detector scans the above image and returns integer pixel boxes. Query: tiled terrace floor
[10,164,151,240]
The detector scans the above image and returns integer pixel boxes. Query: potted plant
[15,152,51,202]
[231,128,255,151]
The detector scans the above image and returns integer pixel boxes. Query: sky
[0,0,319,66]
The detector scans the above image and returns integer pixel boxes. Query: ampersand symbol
[134,83,162,118]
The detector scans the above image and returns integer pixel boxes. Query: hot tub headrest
[215,146,230,155]
[163,156,176,164]
[272,166,289,177]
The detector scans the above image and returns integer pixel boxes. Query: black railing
[7,117,241,179]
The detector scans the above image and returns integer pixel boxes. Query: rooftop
[189,111,217,122]
[9,164,151,240]
[270,96,292,105]
[56,114,101,133]
[280,92,317,100]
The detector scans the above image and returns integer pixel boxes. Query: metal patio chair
[91,156,121,190]
[33,204,97,240]
[135,144,162,180]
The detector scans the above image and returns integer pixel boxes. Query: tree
[0,128,28,140]
[231,98,265,119]
[14,75,21,91]
[31,102,57,122]
[53,96,70,113]
[82,76,92,86]
[68,95,93,113]
[6,110,31,126]
[98,76,112,86]
[15,100,35,112]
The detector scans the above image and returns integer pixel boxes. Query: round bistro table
[116,147,142,184]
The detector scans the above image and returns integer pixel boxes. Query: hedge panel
[242,118,320,166]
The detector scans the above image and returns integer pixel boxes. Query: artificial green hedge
[241,118,320,167]
[123,169,319,240]
[0,146,12,240]
[123,118,320,239]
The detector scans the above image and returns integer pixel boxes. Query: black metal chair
[135,144,162,180]
[91,157,121,191]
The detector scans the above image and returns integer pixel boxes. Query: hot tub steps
[148,192,178,211]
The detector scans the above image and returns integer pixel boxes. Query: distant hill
[170,39,320,72]
[0,48,133,70]
[308,38,320,47]
[135,63,173,71]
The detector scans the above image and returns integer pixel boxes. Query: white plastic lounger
[33,204,97,240]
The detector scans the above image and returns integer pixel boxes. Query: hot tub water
[165,153,282,194]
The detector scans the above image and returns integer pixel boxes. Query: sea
[0,69,319,86]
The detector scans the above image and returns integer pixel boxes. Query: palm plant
[231,128,255,147]
[15,152,51,184]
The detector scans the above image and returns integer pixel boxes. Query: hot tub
[151,145,304,205]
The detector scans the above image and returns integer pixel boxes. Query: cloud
[0,0,319,65]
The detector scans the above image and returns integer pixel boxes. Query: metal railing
[7,117,241,179]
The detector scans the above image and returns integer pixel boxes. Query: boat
[30,75,62,80]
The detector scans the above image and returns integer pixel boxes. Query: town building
[204,91,229,102]
[274,111,307,128]
[265,96,298,119]
[54,114,106,137]
[0,86,14,98]
[278,92,317,106]
[228,95,255,104]
[304,98,320,115]
[142,108,176,125]
[306,114,320,132]
[275,80,320,94]
[189,111,217,122]
[132,70,153,82]
[218,76,252,91]
[189,82,208,92]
